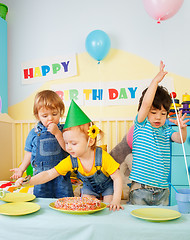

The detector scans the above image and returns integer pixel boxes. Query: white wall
[1,0,190,107]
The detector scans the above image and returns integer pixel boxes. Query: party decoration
[179,93,190,116]
[26,164,33,177]
[85,30,111,62]
[127,125,134,149]
[0,3,8,20]
[64,100,91,129]
[22,55,77,84]
[142,0,184,23]
[88,125,99,139]
[169,92,180,118]
[170,92,177,98]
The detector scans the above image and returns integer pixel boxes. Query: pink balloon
[143,0,184,23]
[127,125,134,149]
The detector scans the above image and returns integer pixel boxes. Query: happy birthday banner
[51,77,174,106]
[21,55,77,84]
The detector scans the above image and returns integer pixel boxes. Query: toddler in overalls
[70,147,114,199]
[10,90,73,198]
[15,100,123,211]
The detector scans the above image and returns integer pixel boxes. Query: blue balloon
[85,30,111,62]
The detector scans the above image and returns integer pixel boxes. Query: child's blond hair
[33,90,65,118]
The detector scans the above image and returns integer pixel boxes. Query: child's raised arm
[15,168,60,188]
[138,61,168,123]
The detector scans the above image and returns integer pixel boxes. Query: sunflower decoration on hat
[64,100,100,139]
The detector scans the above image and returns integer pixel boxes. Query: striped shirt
[129,115,175,188]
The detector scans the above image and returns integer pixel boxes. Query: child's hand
[14,177,25,188]
[170,111,189,143]
[10,168,23,179]
[107,200,124,211]
[154,60,168,84]
[47,123,60,136]
[169,111,190,129]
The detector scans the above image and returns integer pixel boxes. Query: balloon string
[171,94,190,187]
[97,61,103,145]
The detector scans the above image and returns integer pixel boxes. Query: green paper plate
[131,208,181,222]
[0,202,40,216]
[0,192,35,202]
[49,201,107,215]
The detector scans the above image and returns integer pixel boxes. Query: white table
[0,198,190,240]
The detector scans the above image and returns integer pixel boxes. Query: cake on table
[54,196,101,211]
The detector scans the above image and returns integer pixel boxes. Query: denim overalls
[70,147,113,197]
[33,124,73,198]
